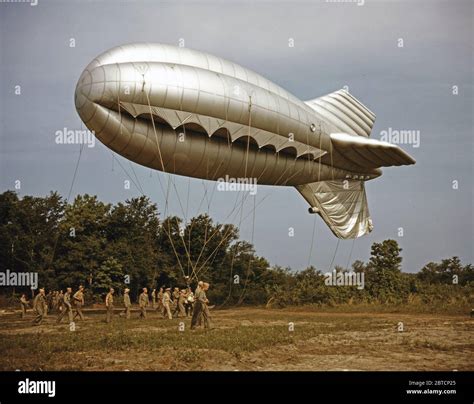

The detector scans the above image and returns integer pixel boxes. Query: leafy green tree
[0,191,471,309]
[368,239,402,272]
[93,257,124,296]
[54,194,111,288]
[107,196,161,297]
[0,191,65,291]
[418,257,473,286]
[366,239,407,303]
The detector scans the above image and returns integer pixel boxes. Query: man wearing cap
[20,293,29,318]
[184,288,194,317]
[191,281,204,328]
[162,288,172,320]
[32,288,46,325]
[122,288,131,319]
[45,290,53,317]
[177,289,187,318]
[73,285,85,321]
[195,281,203,296]
[157,287,164,313]
[190,285,204,329]
[199,282,211,329]
[139,287,149,319]
[56,290,64,313]
[151,288,156,310]
[56,287,73,324]
[171,287,180,318]
[105,288,114,323]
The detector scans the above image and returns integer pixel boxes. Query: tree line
[0,191,472,308]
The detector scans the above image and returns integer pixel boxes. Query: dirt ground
[0,307,472,371]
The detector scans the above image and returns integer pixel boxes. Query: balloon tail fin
[295,180,373,239]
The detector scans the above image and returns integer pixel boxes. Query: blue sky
[0,0,472,273]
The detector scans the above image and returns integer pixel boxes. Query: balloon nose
[74,69,93,111]
[74,64,109,125]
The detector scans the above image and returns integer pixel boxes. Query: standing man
[139,287,149,319]
[157,287,164,313]
[105,288,114,323]
[199,282,211,330]
[151,288,157,310]
[57,290,64,313]
[73,285,85,321]
[162,288,172,320]
[45,291,53,317]
[190,290,203,329]
[191,281,204,328]
[20,293,29,318]
[32,288,46,325]
[177,289,186,318]
[172,287,180,318]
[184,288,194,317]
[195,281,203,296]
[56,288,73,324]
[52,291,59,313]
[121,288,131,319]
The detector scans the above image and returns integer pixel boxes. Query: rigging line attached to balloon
[307,215,317,268]
[346,238,356,271]
[328,239,340,273]
[48,135,85,271]
[192,193,247,278]
[115,146,187,278]
[140,79,190,278]
[236,190,257,305]
[196,92,263,284]
[194,190,270,279]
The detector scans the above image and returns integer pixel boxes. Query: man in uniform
[191,281,204,328]
[139,287,149,319]
[20,293,29,318]
[177,289,186,318]
[56,290,64,313]
[121,288,131,319]
[162,288,172,320]
[195,281,203,296]
[56,287,73,324]
[172,287,180,318]
[105,288,114,323]
[157,287,164,313]
[184,287,194,317]
[45,291,53,317]
[52,291,59,313]
[199,282,211,329]
[73,285,85,321]
[32,288,47,325]
[151,288,156,310]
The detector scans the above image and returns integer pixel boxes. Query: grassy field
[0,306,472,371]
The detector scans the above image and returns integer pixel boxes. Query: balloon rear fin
[329,132,416,168]
[305,89,376,138]
[296,180,373,239]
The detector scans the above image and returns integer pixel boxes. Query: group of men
[20,281,212,329]
[20,285,85,325]
[104,281,211,329]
